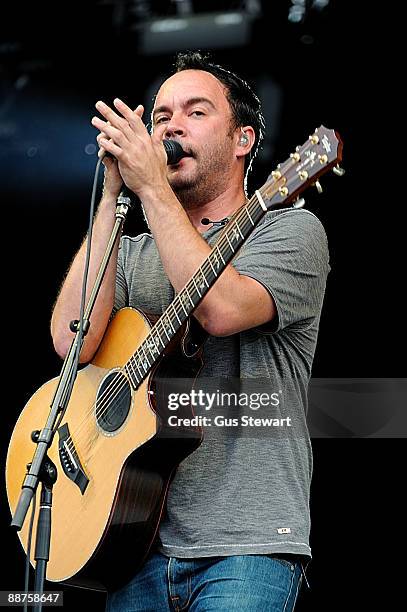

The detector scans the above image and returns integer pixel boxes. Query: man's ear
[235,126,255,159]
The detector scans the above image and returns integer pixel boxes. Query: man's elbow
[52,333,71,361]
[203,321,232,337]
[51,318,69,359]
[197,310,248,338]
[51,331,94,364]
[197,302,277,338]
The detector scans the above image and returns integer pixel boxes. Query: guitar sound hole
[96,371,131,434]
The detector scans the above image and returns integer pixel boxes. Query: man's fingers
[114,99,144,127]
[93,98,165,166]
[95,99,145,138]
[134,104,144,118]
[95,100,122,125]
[94,100,133,143]
[97,131,109,158]
[96,119,117,159]
[150,123,171,163]
[151,121,168,145]
[99,137,123,159]
[92,116,128,149]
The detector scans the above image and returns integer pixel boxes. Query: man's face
[152,69,237,204]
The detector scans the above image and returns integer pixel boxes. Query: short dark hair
[173,51,265,176]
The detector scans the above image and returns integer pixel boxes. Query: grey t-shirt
[114,207,330,560]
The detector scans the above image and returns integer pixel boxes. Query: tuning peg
[293,197,306,209]
[333,165,345,176]
[313,180,323,194]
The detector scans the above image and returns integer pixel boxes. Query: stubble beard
[168,138,234,209]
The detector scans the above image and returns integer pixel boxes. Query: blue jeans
[106,552,305,611]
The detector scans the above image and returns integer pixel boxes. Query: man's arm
[93,99,277,338]
[138,186,276,337]
[51,106,146,362]
[50,193,119,363]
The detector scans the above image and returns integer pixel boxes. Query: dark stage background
[1,1,403,610]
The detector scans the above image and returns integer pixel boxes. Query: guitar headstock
[260,126,344,209]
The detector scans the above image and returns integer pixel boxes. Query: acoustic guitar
[6,126,342,591]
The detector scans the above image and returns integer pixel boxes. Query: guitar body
[6,307,204,591]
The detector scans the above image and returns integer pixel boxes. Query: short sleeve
[232,208,330,333]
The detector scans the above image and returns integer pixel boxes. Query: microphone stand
[10,191,134,611]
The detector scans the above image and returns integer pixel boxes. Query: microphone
[107,140,188,207]
[201,217,229,227]
[103,139,187,165]
[163,139,188,165]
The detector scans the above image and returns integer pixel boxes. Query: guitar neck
[122,125,343,389]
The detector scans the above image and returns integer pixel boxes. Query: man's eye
[191,111,204,117]
[156,116,169,123]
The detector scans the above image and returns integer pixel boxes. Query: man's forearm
[141,186,275,337]
[51,196,120,362]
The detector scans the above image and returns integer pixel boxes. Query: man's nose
[164,116,186,139]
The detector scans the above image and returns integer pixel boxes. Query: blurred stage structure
[1,0,334,199]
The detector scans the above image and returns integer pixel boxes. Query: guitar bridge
[58,423,89,494]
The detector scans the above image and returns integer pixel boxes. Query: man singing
[51,51,329,611]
